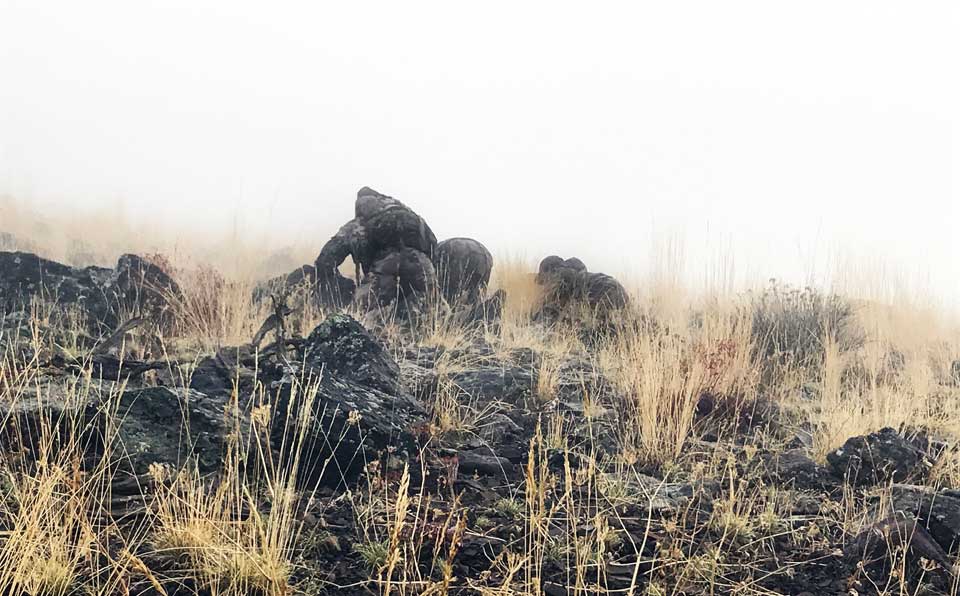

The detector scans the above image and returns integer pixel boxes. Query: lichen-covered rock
[302,314,401,394]
[0,251,184,335]
[759,448,835,491]
[0,385,234,476]
[109,253,182,327]
[890,484,960,552]
[827,427,930,486]
[0,250,114,330]
[253,264,317,304]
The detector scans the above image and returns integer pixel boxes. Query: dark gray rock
[760,449,835,491]
[355,187,437,262]
[253,264,317,304]
[456,448,512,477]
[109,253,182,328]
[0,250,184,336]
[847,514,954,580]
[110,386,234,475]
[449,364,535,405]
[270,363,428,486]
[359,248,437,316]
[451,289,506,330]
[435,237,493,304]
[890,484,960,552]
[0,385,234,476]
[0,250,114,331]
[827,427,931,486]
[302,313,401,394]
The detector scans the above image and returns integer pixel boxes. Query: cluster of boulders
[0,250,181,340]
[261,187,628,327]
[534,254,629,323]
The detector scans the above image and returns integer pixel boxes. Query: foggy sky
[1,1,957,304]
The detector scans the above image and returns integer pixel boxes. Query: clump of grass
[0,462,95,596]
[151,378,322,596]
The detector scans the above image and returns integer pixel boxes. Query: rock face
[109,254,182,327]
[0,385,233,476]
[0,251,182,336]
[435,237,494,304]
[0,251,115,331]
[760,448,836,491]
[109,386,233,475]
[271,313,428,484]
[534,254,629,323]
[826,427,930,486]
[303,314,402,394]
[890,484,960,552]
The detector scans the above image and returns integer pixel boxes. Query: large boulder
[253,264,316,304]
[270,314,429,484]
[0,250,114,330]
[0,385,234,477]
[354,187,437,262]
[890,484,960,552]
[0,251,183,336]
[435,237,494,304]
[826,427,931,486]
[359,248,438,315]
[303,314,401,394]
[108,254,182,327]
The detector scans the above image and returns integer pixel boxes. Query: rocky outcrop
[302,313,401,394]
[826,427,931,486]
[890,484,960,552]
[0,251,182,336]
[534,254,629,324]
[270,313,428,484]
[0,251,115,330]
[313,187,438,314]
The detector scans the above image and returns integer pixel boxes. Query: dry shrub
[170,264,264,349]
[750,280,863,387]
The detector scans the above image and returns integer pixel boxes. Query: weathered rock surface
[0,251,113,328]
[890,484,960,552]
[303,313,401,394]
[435,237,493,303]
[0,250,182,335]
[759,448,835,491]
[0,385,233,476]
[534,254,629,323]
[827,427,930,486]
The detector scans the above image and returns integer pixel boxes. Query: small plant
[354,539,391,571]
[493,498,524,520]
